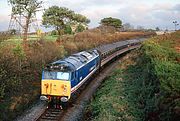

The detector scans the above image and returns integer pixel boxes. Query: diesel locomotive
[40,39,142,103]
[40,50,100,102]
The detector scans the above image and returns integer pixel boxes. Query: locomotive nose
[41,80,71,100]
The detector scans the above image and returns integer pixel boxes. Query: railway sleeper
[42,116,57,120]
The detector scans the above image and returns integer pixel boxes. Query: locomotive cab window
[44,71,70,81]
[57,72,70,80]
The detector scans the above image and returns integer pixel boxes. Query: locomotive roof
[48,50,99,71]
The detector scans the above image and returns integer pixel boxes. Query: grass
[42,34,59,41]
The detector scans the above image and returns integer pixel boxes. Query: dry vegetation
[0,32,12,43]
[58,27,155,53]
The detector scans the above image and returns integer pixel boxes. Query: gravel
[14,101,46,121]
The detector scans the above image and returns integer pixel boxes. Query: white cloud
[0,0,179,31]
[80,5,121,27]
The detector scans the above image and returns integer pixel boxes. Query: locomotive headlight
[40,96,48,101]
[60,97,68,102]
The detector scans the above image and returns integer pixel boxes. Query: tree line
[8,0,124,41]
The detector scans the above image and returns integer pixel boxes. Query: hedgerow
[141,33,180,120]
[87,31,180,121]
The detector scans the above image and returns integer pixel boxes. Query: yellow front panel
[41,80,71,99]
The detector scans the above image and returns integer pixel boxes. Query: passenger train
[40,39,143,104]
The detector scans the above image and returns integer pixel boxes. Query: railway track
[37,108,64,121]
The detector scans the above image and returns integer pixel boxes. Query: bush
[0,32,12,43]
[64,25,72,34]
[87,31,179,121]
[141,32,180,121]
[75,24,85,33]
[51,30,58,35]
[0,40,66,120]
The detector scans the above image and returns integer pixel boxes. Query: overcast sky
[0,0,179,31]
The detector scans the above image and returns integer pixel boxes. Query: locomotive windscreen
[44,71,70,80]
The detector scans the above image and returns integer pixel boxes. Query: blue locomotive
[40,50,100,102]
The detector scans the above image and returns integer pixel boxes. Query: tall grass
[39,29,154,54]
[57,27,155,53]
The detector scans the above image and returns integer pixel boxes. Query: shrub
[12,45,26,71]
[141,32,180,121]
[0,40,67,120]
[51,30,58,35]
[75,24,85,33]
[64,25,72,34]
[0,32,12,43]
